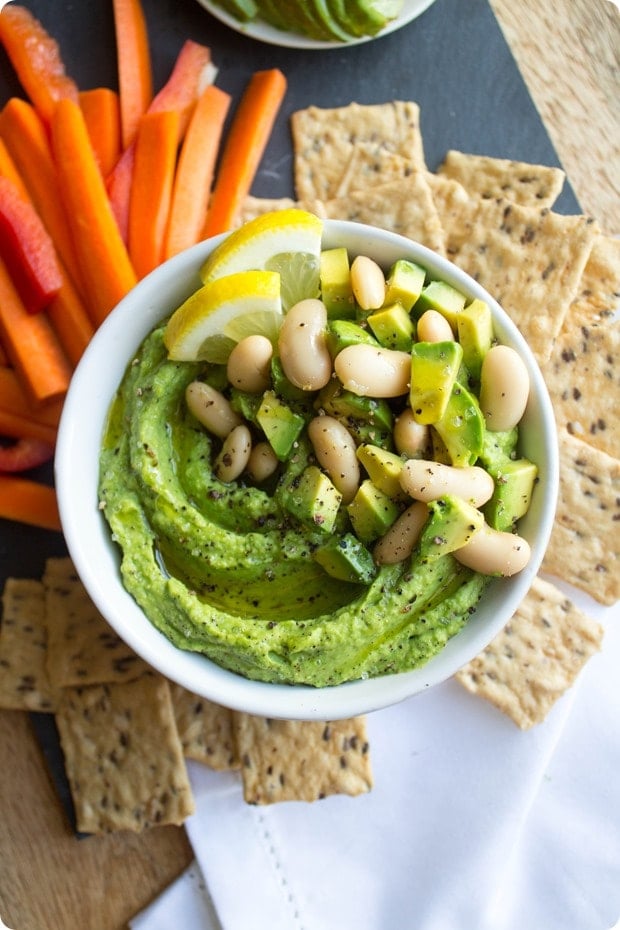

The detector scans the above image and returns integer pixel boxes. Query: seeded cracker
[542,430,619,605]
[438,150,566,209]
[56,673,194,833]
[234,714,373,804]
[291,101,426,201]
[170,682,239,769]
[43,557,150,688]
[563,234,620,331]
[0,578,59,711]
[425,172,469,232]
[455,575,603,729]
[446,198,598,363]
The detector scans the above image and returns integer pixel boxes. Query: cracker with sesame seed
[55,673,194,834]
[170,683,239,770]
[0,578,60,712]
[562,234,620,332]
[233,714,373,804]
[438,150,566,209]
[455,575,603,729]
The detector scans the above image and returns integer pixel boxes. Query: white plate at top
[195,0,438,49]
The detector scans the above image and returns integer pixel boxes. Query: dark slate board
[0,0,580,826]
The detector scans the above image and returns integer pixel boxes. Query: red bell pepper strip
[0,176,63,314]
[0,436,54,472]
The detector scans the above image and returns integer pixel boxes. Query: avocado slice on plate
[327,0,403,38]
[269,0,335,39]
[308,0,355,41]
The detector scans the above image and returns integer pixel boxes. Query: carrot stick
[46,275,95,367]
[202,70,286,237]
[0,366,64,426]
[0,339,8,366]
[0,138,30,200]
[0,474,61,531]
[128,110,179,280]
[164,85,231,259]
[79,88,122,178]
[0,98,88,300]
[107,39,214,242]
[50,98,138,326]
[0,408,58,446]
[0,257,71,404]
[0,5,79,124]
[112,0,153,149]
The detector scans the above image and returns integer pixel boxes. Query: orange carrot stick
[0,257,71,404]
[164,85,231,260]
[46,275,95,367]
[107,39,214,241]
[0,98,88,299]
[79,88,122,178]
[0,408,58,446]
[128,110,179,280]
[0,5,79,124]
[50,98,138,326]
[0,474,61,531]
[0,365,64,426]
[112,0,153,149]
[0,138,30,200]
[202,69,286,237]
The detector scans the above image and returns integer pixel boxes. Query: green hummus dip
[99,324,489,687]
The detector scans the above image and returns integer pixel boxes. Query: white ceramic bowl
[55,221,558,720]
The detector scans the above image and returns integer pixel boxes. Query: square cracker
[425,172,469,232]
[234,714,373,804]
[292,101,426,201]
[563,233,620,331]
[455,575,603,729]
[542,430,619,605]
[170,683,239,770]
[446,198,598,363]
[56,673,194,833]
[43,557,150,687]
[0,578,59,712]
[438,150,565,209]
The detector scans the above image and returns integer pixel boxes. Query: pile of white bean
[185,253,533,579]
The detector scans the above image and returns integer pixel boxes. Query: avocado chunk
[313,533,377,583]
[418,495,484,562]
[478,427,519,471]
[413,280,467,328]
[326,319,379,358]
[316,379,394,449]
[284,465,342,533]
[384,259,426,312]
[367,301,414,351]
[270,355,307,401]
[410,340,464,425]
[320,247,356,319]
[357,443,405,499]
[347,479,400,543]
[457,299,494,382]
[433,380,485,467]
[257,390,306,461]
[229,387,263,424]
[484,458,538,531]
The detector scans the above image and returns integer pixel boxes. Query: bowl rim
[55,220,559,720]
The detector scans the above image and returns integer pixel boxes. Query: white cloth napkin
[132,586,619,930]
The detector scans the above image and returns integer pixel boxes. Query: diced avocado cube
[257,391,306,461]
[484,458,538,531]
[417,495,484,562]
[367,302,414,351]
[201,364,229,392]
[284,465,342,533]
[429,428,452,464]
[316,380,394,449]
[270,355,307,401]
[229,387,263,424]
[356,443,405,499]
[325,319,380,358]
[313,533,377,584]
[478,427,519,471]
[413,280,467,327]
[410,340,463,425]
[347,479,400,544]
[433,380,485,467]
[384,259,426,311]
[320,247,356,320]
[456,299,494,382]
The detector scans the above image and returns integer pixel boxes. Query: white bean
[214,424,252,483]
[400,459,495,507]
[334,344,411,397]
[373,501,429,565]
[479,344,530,431]
[350,255,386,311]
[246,441,279,482]
[416,309,454,343]
[307,415,360,504]
[226,334,273,394]
[185,381,242,438]
[393,408,429,458]
[278,298,332,391]
[454,523,531,576]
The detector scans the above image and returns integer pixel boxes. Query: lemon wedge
[200,209,323,288]
[164,270,282,362]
